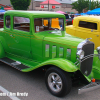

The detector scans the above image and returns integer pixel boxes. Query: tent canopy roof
[87,8,100,14]
[56,11,66,14]
[0,10,5,12]
[4,8,13,10]
[40,0,61,4]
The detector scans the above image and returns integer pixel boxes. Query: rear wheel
[45,67,72,97]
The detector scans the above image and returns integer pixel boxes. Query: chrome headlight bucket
[77,40,86,60]
[96,46,100,54]
[96,46,100,59]
[77,50,84,59]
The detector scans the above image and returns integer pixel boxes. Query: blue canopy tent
[0,10,5,12]
[80,13,87,15]
[87,8,100,14]
[0,10,5,14]
[74,13,80,15]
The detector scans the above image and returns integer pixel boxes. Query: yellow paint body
[66,16,100,49]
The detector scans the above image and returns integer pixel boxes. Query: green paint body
[0,10,100,82]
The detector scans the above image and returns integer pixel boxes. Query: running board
[0,57,29,71]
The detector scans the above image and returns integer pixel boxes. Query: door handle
[96,35,99,37]
[10,34,13,37]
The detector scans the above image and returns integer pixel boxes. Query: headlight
[96,46,100,54]
[77,50,84,59]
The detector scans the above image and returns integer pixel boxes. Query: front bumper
[78,82,100,94]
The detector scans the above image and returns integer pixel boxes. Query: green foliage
[90,0,100,10]
[71,0,100,13]
[71,0,89,13]
[10,0,31,10]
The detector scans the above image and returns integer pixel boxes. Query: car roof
[5,10,65,18]
[74,15,100,21]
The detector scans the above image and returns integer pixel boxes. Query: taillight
[72,19,73,24]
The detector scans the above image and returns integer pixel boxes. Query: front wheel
[45,67,72,97]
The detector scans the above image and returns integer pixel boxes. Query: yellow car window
[43,20,48,26]
[51,18,60,29]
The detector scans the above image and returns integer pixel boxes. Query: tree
[71,0,100,13]
[90,0,100,10]
[71,0,89,13]
[10,0,31,10]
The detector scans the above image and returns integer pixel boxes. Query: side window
[5,16,11,28]
[13,16,30,32]
[79,21,97,30]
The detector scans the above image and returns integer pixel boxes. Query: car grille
[80,41,94,76]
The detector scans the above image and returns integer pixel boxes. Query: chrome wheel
[45,67,72,97]
[48,72,62,93]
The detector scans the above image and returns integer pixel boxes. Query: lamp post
[89,0,91,10]
[32,0,33,10]
[48,0,49,11]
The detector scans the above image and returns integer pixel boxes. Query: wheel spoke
[50,82,55,87]
[56,84,60,90]
[56,81,62,85]
[55,75,60,81]
[51,75,55,80]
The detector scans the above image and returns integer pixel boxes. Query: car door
[4,15,32,59]
[75,20,100,49]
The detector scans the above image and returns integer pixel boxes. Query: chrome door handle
[10,34,13,37]
[96,35,99,37]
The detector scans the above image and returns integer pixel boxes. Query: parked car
[66,15,100,49]
[0,10,100,97]
[64,14,74,25]
[0,13,4,28]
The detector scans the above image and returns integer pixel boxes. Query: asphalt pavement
[0,62,100,100]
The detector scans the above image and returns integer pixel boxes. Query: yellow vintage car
[66,15,100,49]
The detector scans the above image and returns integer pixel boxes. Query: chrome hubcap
[48,72,62,93]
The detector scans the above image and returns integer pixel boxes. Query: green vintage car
[0,10,100,97]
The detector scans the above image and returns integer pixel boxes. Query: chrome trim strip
[75,54,100,66]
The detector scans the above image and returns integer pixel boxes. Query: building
[0,0,78,13]
[30,0,78,13]
[0,4,13,10]
[0,0,11,6]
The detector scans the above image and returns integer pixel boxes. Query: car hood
[43,32,84,48]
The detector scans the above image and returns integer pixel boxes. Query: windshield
[34,18,64,33]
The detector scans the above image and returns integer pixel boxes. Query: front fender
[22,58,78,72]
[91,50,100,79]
